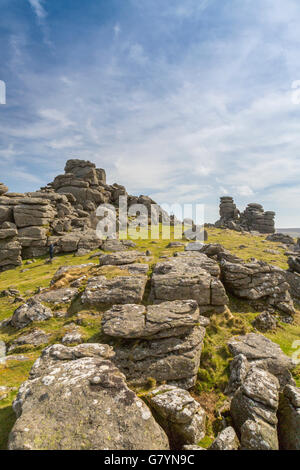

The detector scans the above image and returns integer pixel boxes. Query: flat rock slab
[35,287,79,305]
[81,275,147,306]
[102,300,202,339]
[101,240,128,252]
[184,242,205,251]
[99,251,146,266]
[119,263,149,275]
[173,251,221,277]
[50,264,94,285]
[8,343,169,450]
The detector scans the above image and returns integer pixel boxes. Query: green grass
[0,226,299,448]
[208,227,289,269]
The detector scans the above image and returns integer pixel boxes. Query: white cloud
[39,109,75,128]
[114,23,121,38]
[236,186,254,197]
[128,43,148,65]
[47,135,83,150]
[28,0,47,20]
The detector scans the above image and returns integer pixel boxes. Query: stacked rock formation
[102,300,208,390]
[0,160,172,271]
[240,204,275,234]
[215,197,275,234]
[219,197,239,219]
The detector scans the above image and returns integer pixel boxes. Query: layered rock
[240,204,275,234]
[227,333,295,389]
[0,227,22,272]
[230,366,280,450]
[219,197,239,220]
[150,253,228,315]
[81,274,147,307]
[0,159,173,269]
[145,385,206,448]
[102,300,207,389]
[220,256,295,318]
[8,343,169,450]
[18,226,48,258]
[13,198,56,229]
[215,197,275,234]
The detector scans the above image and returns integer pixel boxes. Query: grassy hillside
[0,227,299,449]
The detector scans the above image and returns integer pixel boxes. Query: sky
[0,0,300,227]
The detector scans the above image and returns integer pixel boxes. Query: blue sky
[0,0,300,227]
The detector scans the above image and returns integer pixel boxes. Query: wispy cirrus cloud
[28,0,47,21]
[27,0,52,47]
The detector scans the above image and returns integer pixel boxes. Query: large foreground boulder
[8,343,169,450]
[103,300,207,389]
